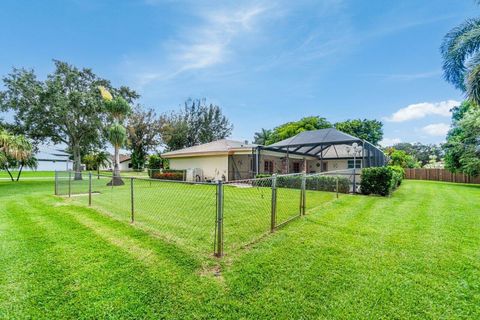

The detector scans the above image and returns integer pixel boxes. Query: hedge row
[360,166,404,196]
[254,174,350,193]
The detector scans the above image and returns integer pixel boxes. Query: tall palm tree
[99,87,131,186]
[441,11,480,104]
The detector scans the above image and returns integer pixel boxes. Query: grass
[0,178,479,318]
[59,174,333,256]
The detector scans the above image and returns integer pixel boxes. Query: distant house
[100,154,133,171]
[162,129,387,182]
[26,146,72,171]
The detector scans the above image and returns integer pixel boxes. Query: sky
[0,0,477,146]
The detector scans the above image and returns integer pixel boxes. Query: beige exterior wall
[306,159,349,173]
[169,155,228,181]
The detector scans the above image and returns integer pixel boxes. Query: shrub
[151,171,184,180]
[306,175,350,193]
[360,167,403,196]
[255,174,272,178]
[388,165,405,187]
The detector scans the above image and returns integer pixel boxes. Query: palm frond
[441,18,480,91]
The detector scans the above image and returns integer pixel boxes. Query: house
[162,129,387,182]
[100,154,133,171]
[25,146,72,171]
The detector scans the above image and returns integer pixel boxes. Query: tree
[386,148,420,168]
[160,99,233,151]
[253,128,272,145]
[102,91,132,186]
[443,101,480,176]
[266,116,332,145]
[0,129,37,181]
[0,60,138,180]
[127,107,163,170]
[334,119,383,145]
[441,5,480,104]
[391,142,443,166]
[83,151,110,177]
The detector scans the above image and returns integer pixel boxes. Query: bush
[306,175,350,193]
[388,165,405,187]
[151,171,184,180]
[360,167,403,196]
[255,173,272,178]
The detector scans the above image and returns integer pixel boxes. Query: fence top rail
[225,169,360,184]
[92,173,216,185]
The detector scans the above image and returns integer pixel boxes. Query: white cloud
[379,137,401,147]
[385,100,459,122]
[132,4,268,87]
[421,123,450,136]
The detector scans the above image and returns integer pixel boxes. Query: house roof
[264,128,384,159]
[35,146,71,161]
[162,139,257,158]
[119,154,131,163]
[268,128,360,148]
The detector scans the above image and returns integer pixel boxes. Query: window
[293,162,301,173]
[128,162,133,168]
[322,162,328,172]
[347,159,362,169]
[264,160,274,174]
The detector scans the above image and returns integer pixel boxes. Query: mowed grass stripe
[222,180,480,319]
[1,194,223,319]
[1,179,479,318]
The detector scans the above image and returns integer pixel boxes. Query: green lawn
[58,175,333,256]
[1,179,479,318]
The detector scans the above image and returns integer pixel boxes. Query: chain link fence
[54,170,352,257]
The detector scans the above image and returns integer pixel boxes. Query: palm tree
[99,87,131,186]
[441,12,480,104]
[253,128,272,145]
[94,151,110,177]
[0,129,36,181]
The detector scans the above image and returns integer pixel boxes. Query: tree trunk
[16,164,24,181]
[73,144,82,180]
[5,167,14,182]
[107,144,124,186]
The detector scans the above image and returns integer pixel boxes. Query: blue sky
[0,0,476,146]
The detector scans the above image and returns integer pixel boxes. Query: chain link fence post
[54,170,58,195]
[336,176,339,199]
[68,171,71,198]
[130,177,135,223]
[300,172,306,215]
[214,180,224,257]
[88,172,92,206]
[270,174,277,232]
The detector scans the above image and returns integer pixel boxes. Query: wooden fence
[404,168,480,184]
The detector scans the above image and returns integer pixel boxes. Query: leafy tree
[102,91,132,185]
[253,128,272,145]
[391,142,443,166]
[334,119,383,145]
[161,99,233,151]
[441,4,480,104]
[444,101,480,176]
[0,129,37,181]
[386,148,420,168]
[266,116,332,145]
[83,151,110,177]
[0,60,138,180]
[127,107,163,170]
